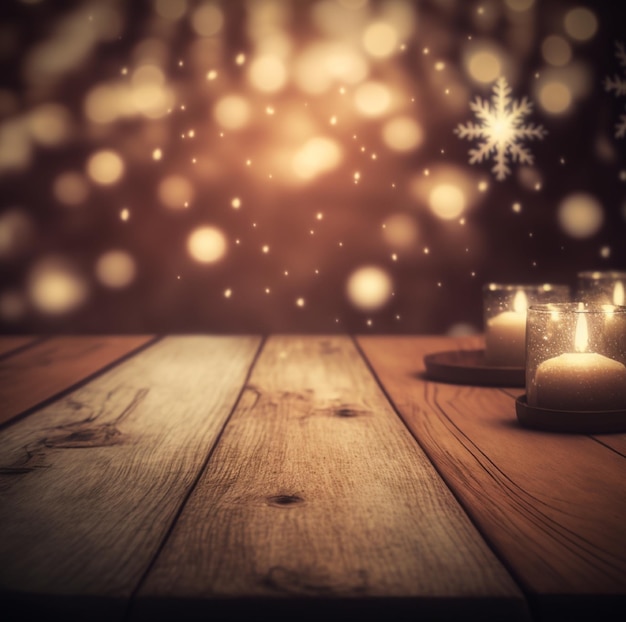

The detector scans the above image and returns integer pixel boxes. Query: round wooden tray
[423,349,525,387]
[515,395,626,433]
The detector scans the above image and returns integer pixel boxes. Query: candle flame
[574,312,588,353]
[613,282,625,306]
[513,289,528,314]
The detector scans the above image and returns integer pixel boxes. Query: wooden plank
[591,434,626,457]
[0,336,261,621]
[358,335,626,621]
[0,336,40,358]
[0,336,154,426]
[133,336,529,622]
[503,374,626,457]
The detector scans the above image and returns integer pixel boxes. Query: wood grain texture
[0,336,260,621]
[0,336,155,426]
[358,335,626,621]
[134,336,529,622]
[0,336,40,358]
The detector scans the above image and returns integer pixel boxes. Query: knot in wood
[267,494,304,507]
[335,407,358,417]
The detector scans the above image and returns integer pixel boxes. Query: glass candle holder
[526,303,626,412]
[483,283,570,367]
[576,271,626,305]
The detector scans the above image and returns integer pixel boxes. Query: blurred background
[0,0,624,335]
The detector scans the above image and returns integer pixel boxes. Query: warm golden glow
[95,250,136,288]
[558,193,604,239]
[249,55,288,92]
[191,2,224,37]
[428,183,467,220]
[574,312,588,353]
[468,51,502,84]
[354,81,392,117]
[346,266,393,311]
[564,7,598,42]
[26,103,71,146]
[158,175,194,209]
[614,282,625,306]
[382,213,419,249]
[84,84,122,124]
[187,226,227,263]
[131,65,172,119]
[86,150,124,185]
[292,137,342,180]
[28,257,88,314]
[541,35,572,67]
[294,42,367,94]
[362,22,399,59]
[213,95,251,130]
[538,81,572,114]
[53,171,89,206]
[513,290,528,313]
[381,116,423,152]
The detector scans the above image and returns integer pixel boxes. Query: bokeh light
[354,81,392,117]
[28,257,88,315]
[158,175,194,209]
[191,2,224,37]
[346,266,393,312]
[187,226,227,263]
[292,137,342,181]
[26,104,71,146]
[249,55,288,92]
[0,1,624,335]
[381,116,424,152]
[95,250,137,288]
[558,193,604,239]
[428,184,467,220]
[564,7,598,42]
[538,81,572,115]
[382,213,419,250]
[213,95,251,130]
[86,150,124,185]
[362,22,399,59]
[53,172,89,207]
[542,35,572,67]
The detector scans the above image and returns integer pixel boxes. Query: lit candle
[533,313,626,411]
[485,290,528,367]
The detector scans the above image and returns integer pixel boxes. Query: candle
[576,270,626,305]
[533,313,626,411]
[484,290,527,367]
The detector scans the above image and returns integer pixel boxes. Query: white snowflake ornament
[604,41,626,139]
[455,76,547,181]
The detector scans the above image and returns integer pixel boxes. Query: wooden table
[0,335,624,621]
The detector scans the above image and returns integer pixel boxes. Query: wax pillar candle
[533,352,626,411]
[485,311,527,367]
[484,289,527,367]
[532,312,626,411]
